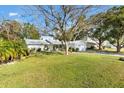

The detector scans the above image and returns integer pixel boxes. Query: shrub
[0,39,29,64]
[69,47,72,52]
[87,46,95,50]
[71,48,76,52]
[119,57,124,61]
[75,48,79,52]
[30,48,35,53]
[37,48,41,52]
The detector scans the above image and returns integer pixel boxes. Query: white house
[103,40,116,48]
[25,36,97,52]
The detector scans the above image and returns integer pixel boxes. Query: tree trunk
[98,44,102,50]
[7,30,10,40]
[98,39,102,50]
[116,40,121,53]
[117,46,121,53]
[65,41,69,55]
[61,41,64,51]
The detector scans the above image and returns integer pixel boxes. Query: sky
[0,5,115,30]
[0,6,24,21]
[0,5,39,24]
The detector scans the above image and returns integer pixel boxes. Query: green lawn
[0,52,124,88]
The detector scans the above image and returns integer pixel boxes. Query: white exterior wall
[69,41,87,51]
[86,43,96,48]
[25,36,99,52]
[103,41,116,48]
[27,45,45,51]
[41,36,54,41]
[47,45,53,51]
[78,44,87,51]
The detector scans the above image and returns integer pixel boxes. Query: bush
[119,57,124,61]
[70,48,80,52]
[30,48,35,53]
[37,48,41,52]
[75,48,79,52]
[87,46,95,50]
[69,47,72,52]
[72,48,75,52]
[0,39,29,64]
[102,46,105,49]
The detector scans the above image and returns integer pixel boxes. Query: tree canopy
[34,5,94,55]
[23,23,40,39]
[89,12,108,50]
[103,6,124,52]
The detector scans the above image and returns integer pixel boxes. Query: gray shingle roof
[45,39,61,45]
[25,39,49,45]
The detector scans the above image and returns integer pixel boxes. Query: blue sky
[0,6,23,21]
[0,5,115,29]
[0,5,37,24]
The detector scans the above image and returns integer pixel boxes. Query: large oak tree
[34,5,94,55]
[89,12,108,50]
[103,6,124,52]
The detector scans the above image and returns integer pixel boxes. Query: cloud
[9,12,18,17]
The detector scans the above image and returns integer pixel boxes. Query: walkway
[95,52,124,57]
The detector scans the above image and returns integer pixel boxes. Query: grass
[0,52,123,87]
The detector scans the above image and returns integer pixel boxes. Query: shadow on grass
[41,51,63,55]
[31,51,64,57]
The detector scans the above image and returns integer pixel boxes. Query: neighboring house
[85,37,116,49]
[25,36,97,52]
[103,41,116,48]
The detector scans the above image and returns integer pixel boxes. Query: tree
[0,20,23,41]
[23,23,40,39]
[72,15,90,40]
[34,5,93,55]
[0,20,29,63]
[103,6,124,52]
[89,13,108,50]
[89,26,108,50]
